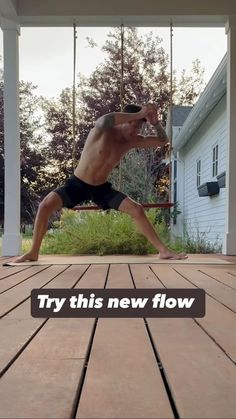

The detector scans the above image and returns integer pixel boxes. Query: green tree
[0,77,47,224]
[42,88,81,190]
[79,28,171,123]
[19,82,47,222]
[109,148,159,202]
[174,59,205,105]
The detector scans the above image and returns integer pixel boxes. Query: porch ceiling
[1,0,236,27]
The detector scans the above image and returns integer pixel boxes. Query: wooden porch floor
[0,255,236,419]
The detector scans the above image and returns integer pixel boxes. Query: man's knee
[123,201,145,219]
[38,199,52,216]
[38,192,62,215]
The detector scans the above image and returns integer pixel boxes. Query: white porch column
[223,17,236,255]
[1,18,21,256]
[176,151,184,237]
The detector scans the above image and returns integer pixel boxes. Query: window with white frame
[197,159,201,187]
[212,144,218,177]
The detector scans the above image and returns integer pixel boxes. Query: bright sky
[0,26,227,99]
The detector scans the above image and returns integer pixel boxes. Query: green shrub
[40,208,170,255]
[4,211,220,255]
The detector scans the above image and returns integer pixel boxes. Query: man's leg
[15,192,63,262]
[118,197,187,259]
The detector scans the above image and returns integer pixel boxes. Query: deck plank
[0,265,65,318]
[0,265,89,376]
[0,264,108,419]
[173,265,236,312]
[0,358,84,419]
[0,264,22,273]
[199,267,236,289]
[227,269,236,277]
[149,264,236,363]
[133,264,236,418]
[148,317,236,419]
[0,265,33,281]
[0,266,46,293]
[76,264,174,419]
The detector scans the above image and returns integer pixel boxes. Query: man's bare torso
[74,126,134,185]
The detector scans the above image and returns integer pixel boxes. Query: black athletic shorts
[53,175,127,211]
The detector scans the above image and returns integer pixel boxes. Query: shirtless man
[16,103,187,262]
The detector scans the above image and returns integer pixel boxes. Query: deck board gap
[128,263,136,288]
[148,264,236,363]
[72,264,91,288]
[71,318,98,419]
[198,269,236,290]
[0,265,71,319]
[0,266,35,281]
[228,271,236,277]
[129,265,178,418]
[149,265,167,287]
[0,295,33,319]
[0,268,50,294]
[193,319,236,365]
[103,264,111,288]
[144,318,180,419]
[172,267,236,314]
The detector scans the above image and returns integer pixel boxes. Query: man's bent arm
[95,109,146,131]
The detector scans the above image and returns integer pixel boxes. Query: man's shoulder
[89,126,117,141]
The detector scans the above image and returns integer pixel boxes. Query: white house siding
[179,94,227,248]
[172,126,182,138]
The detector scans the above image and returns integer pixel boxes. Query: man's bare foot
[159,250,188,260]
[14,252,39,263]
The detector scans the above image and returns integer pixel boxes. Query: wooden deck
[0,255,236,419]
